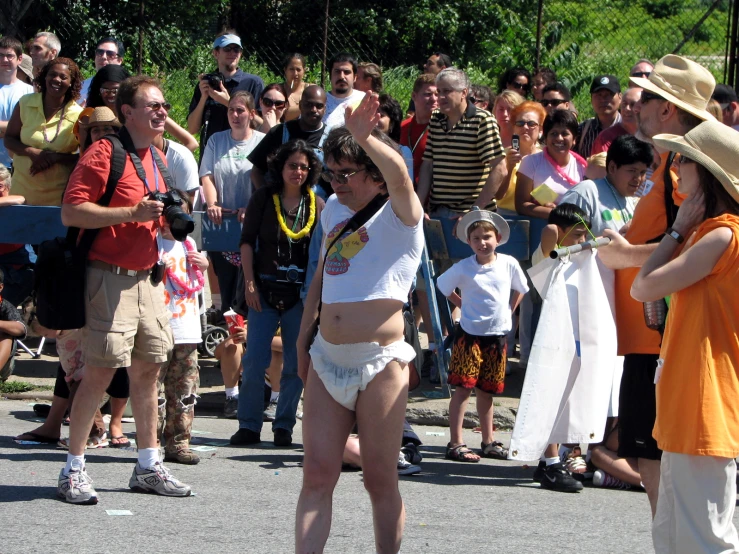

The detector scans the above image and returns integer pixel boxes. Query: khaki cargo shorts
[83,265,173,368]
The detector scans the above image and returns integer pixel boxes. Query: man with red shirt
[58,75,190,504]
[400,74,438,186]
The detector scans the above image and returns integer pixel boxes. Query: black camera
[149,190,195,242]
[203,72,224,90]
[275,265,305,284]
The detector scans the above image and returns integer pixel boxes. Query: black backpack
[34,132,172,330]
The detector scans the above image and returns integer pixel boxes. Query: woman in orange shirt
[632,120,739,554]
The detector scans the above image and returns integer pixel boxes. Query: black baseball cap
[712,84,738,107]
[590,75,621,95]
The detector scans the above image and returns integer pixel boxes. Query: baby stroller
[198,307,229,358]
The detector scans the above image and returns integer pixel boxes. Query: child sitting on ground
[436,208,529,462]
[530,203,592,493]
[157,192,209,465]
[0,268,27,381]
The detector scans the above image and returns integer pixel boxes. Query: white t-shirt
[159,236,202,344]
[323,89,365,130]
[437,254,529,336]
[518,150,586,204]
[165,140,199,193]
[199,129,265,211]
[320,195,423,304]
[0,80,33,167]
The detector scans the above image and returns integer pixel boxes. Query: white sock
[225,387,239,398]
[545,456,560,467]
[138,447,159,469]
[428,342,436,351]
[212,294,221,311]
[64,453,85,475]
[270,391,279,402]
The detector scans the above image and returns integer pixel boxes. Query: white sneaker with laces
[57,460,98,505]
[129,462,192,497]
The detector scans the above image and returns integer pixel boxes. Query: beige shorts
[83,265,173,368]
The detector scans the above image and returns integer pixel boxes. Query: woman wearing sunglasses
[498,67,531,97]
[200,91,265,311]
[254,82,288,134]
[231,139,324,447]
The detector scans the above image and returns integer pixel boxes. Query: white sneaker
[57,460,98,505]
[397,451,421,475]
[129,462,192,497]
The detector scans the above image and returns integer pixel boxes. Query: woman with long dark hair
[230,139,324,447]
[630,120,739,552]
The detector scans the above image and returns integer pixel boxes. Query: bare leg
[356,360,409,554]
[639,458,661,518]
[0,336,12,368]
[16,395,67,440]
[448,386,473,446]
[590,445,642,487]
[296,365,355,554]
[109,397,127,440]
[475,389,494,445]
[67,367,116,456]
[127,359,161,450]
[216,339,243,389]
[544,444,559,458]
[342,435,361,468]
[268,336,283,393]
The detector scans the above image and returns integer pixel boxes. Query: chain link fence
[2,0,733,127]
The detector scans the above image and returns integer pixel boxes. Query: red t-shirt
[400,116,430,186]
[590,123,629,156]
[63,139,167,271]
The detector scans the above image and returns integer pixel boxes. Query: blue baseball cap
[213,34,242,49]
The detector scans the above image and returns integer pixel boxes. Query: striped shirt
[423,103,504,212]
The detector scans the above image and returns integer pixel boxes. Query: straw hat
[17,56,33,82]
[629,54,716,121]
[456,207,510,245]
[78,106,121,129]
[653,120,739,204]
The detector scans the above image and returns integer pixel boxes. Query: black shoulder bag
[35,135,127,330]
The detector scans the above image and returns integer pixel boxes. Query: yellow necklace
[273,189,316,240]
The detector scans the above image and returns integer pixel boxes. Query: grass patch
[0,381,52,394]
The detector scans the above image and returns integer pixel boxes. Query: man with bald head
[248,84,328,190]
[591,87,644,155]
[629,59,654,79]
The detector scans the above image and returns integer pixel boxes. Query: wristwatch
[665,227,685,244]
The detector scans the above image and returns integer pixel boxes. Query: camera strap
[118,126,175,194]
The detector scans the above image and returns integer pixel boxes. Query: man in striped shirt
[417,68,505,230]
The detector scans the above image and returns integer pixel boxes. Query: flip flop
[14,431,59,444]
[109,435,131,448]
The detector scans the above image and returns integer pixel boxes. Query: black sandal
[445,443,480,463]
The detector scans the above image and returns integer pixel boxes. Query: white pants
[653,451,739,554]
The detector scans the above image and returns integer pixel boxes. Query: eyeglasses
[468,96,478,104]
[640,90,664,104]
[541,98,566,108]
[287,162,311,172]
[140,101,171,112]
[262,97,286,109]
[515,120,539,128]
[100,87,119,96]
[630,71,651,78]
[95,48,119,59]
[0,53,17,61]
[321,168,367,184]
[221,44,242,53]
[678,155,695,165]
[509,81,529,91]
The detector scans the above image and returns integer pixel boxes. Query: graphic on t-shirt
[324,218,370,275]
[601,208,633,224]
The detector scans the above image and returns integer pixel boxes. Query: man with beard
[249,85,328,190]
[574,75,622,157]
[187,32,264,155]
[323,52,365,131]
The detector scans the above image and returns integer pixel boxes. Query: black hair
[696,163,739,219]
[548,203,591,230]
[35,57,82,104]
[0,267,4,285]
[499,67,531,94]
[266,139,322,195]
[543,109,579,138]
[323,126,399,184]
[432,52,452,69]
[606,135,654,169]
[534,67,557,86]
[542,82,571,101]
[470,84,493,109]
[96,37,125,59]
[377,93,403,142]
[86,64,131,110]
[328,52,357,75]
[283,53,306,71]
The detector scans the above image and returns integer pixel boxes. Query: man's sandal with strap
[480,441,509,460]
[445,443,481,463]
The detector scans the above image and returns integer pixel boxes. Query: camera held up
[203,72,224,90]
[149,190,194,242]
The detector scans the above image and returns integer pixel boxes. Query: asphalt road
[0,398,718,554]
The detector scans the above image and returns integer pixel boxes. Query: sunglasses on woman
[541,99,566,108]
[509,81,529,91]
[321,168,367,185]
[515,120,539,128]
[262,97,286,109]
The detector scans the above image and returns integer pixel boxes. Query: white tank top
[320,195,423,304]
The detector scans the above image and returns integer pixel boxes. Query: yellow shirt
[497,161,519,212]
[654,214,739,458]
[11,93,82,206]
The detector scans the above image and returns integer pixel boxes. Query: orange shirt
[63,139,167,270]
[614,152,681,355]
[653,215,739,457]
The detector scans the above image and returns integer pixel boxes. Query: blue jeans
[237,294,304,434]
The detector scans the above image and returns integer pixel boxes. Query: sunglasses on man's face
[262,97,286,109]
[640,90,664,104]
[96,48,119,59]
[541,98,566,108]
[630,71,651,78]
[221,45,242,53]
[140,101,171,112]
